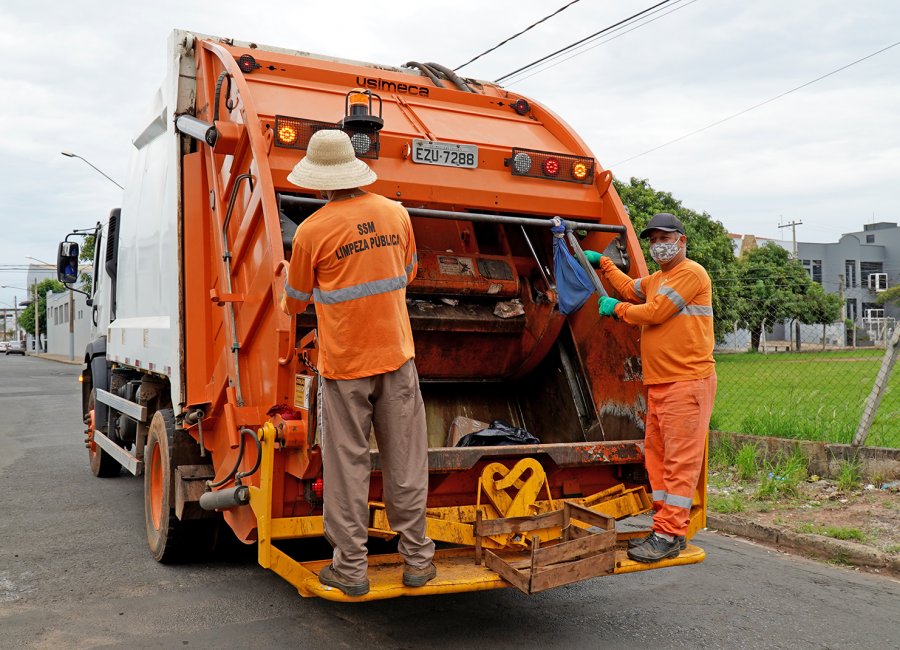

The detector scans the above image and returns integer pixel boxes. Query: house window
[845,260,857,288]
[802,259,823,284]
[866,234,875,243]
[862,303,881,319]
[861,261,884,290]
[846,298,857,321]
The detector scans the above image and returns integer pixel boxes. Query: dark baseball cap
[639,212,685,238]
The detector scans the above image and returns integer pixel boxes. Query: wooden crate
[475,502,616,594]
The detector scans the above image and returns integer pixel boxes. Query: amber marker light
[571,160,589,181]
[277,124,298,145]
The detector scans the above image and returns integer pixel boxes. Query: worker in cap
[583,212,716,562]
[280,129,435,596]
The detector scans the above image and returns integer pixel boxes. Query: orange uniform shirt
[600,256,715,385]
[280,193,417,380]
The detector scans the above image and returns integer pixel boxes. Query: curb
[29,353,82,366]
[708,513,900,578]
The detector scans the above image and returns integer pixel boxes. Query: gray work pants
[320,358,435,581]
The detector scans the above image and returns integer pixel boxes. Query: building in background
[23,263,57,352]
[723,222,899,350]
[45,290,90,359]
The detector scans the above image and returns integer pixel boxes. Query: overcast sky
[2,0,898,309]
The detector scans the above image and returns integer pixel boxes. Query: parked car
[5,340,25,355]
[0,341,8,353]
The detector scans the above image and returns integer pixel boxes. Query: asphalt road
[1,354,898,649]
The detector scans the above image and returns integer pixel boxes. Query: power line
[504,0,700,86]
[494,0,672,83]
[454,0,583,72]
[612,39,900,166]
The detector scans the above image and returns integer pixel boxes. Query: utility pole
[69,288,75,360]
[778,218,803,259]
[33,281,40,354]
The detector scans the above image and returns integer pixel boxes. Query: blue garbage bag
[551,224,595,315]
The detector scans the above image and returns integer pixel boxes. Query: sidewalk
[29,352,82,366]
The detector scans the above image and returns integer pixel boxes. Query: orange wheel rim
[149,444,163,529]
[87,409,97,455]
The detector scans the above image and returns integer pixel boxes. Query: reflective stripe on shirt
[314,273,408,305]
[633,277,645,300]
[658,285,686,310]
[680,304,714,317]
[287,253,417,306]
[285,283,312,302]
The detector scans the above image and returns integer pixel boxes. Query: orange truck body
[72,30,707,601]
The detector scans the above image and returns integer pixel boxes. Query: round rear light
[512,152,533,174]
[350,132,372,155]
[278,124,298,145]
[541,157,560,177]
[238,54,259,73]
[512,98,531,115]
[571,161,589,181]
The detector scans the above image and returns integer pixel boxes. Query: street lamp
[61,151,124,190]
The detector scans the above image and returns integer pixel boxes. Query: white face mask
[649,240,681,264]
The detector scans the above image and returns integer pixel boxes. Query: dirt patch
[709,474,900,557]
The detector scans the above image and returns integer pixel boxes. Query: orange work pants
[644,373,717,537]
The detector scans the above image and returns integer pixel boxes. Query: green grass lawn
[712,349,899,448]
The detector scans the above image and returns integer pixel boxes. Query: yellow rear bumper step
[267,544,705,602]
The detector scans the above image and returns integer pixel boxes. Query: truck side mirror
[57,241,80,284]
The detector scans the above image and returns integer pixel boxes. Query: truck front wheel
[87,389,120,478]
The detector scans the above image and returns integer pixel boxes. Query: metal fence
[711,301,899,449]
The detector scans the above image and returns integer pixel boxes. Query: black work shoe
[319,564,370,596]
[403,562,437,587]
[628,533,686,550]
[627,533,682,563]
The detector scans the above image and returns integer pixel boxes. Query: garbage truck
[58,30,708,601]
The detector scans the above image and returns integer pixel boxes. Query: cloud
[1,0,898,308]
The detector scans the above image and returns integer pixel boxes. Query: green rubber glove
[583,250,604,266]
[598,296,620,317]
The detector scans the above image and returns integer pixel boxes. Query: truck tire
[144,408,219,563]
[87,389,120,478]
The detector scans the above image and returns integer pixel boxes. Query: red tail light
[312,478,324,498]
[541,157,560,177]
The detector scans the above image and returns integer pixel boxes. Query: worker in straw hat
[280,129,435,596]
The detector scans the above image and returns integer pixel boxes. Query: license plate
[412,139,478,169]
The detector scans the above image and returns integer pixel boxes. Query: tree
[17,278,66,337]
[798,283,844,350]
[612,177,740,340]
[732,244,839,351]
[876,285,900,307]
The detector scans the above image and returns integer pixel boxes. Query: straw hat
[287,129,377,190]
